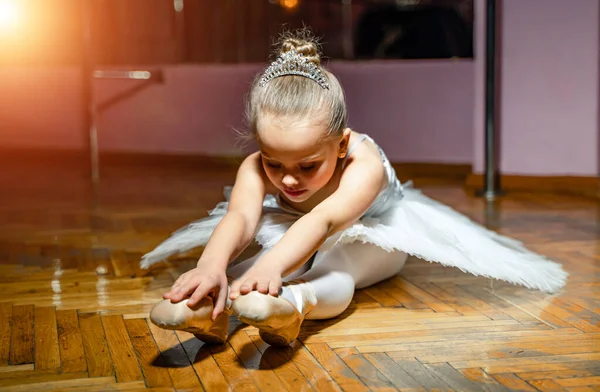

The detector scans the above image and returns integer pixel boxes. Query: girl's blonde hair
[244,28,348,139]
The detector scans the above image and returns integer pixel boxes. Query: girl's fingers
[212,284,229,320]
[229,280,241,300]
[268,280,280,296]
[256,280,269,294]
[186,281,213,308]
[169,280,196,302]
[239,279,257,295]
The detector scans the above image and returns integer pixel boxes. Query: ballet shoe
[149,297,231,344]
[231,283,316,347]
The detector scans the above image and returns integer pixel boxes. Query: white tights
[226,242,408,320]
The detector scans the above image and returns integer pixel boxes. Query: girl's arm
[229,152,386,298]
[164,153,267,316]
[198,153,267,269]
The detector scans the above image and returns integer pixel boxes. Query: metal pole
[482,0,500,199]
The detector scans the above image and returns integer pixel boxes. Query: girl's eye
[299,164,316,172]
[266,161,281,169]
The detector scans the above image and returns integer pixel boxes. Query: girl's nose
[281,173,298,188]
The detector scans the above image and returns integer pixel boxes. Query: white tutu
[140,134,567,294]
[140,182,568,294]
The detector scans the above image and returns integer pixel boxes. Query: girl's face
[257,114,350,203]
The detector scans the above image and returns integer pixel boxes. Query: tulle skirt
[140,184,568,294]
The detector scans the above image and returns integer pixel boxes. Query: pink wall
[332,61,474,163]
[0,67,86,149]
[0,61,474,164]
[473,0,599,176]
[3,1,598,176]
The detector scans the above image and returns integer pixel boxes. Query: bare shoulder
[232,152,276,197]
[341,133,387,189]
[237,152,262,174]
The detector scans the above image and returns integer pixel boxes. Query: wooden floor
[0,158,598,392]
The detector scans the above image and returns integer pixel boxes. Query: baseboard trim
[465,173,600,199]
[391,162,472,180]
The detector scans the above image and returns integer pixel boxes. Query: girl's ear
[338,128,352,158]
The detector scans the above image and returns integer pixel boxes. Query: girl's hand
[229,266,282,300]
[163,265,229,320]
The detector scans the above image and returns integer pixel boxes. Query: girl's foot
[149,298,231,344]
[231,282,316,346]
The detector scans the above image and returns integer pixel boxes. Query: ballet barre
[86,69,165,182]
[80,0,173,182]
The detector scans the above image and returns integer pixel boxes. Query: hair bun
[277,29,321,65]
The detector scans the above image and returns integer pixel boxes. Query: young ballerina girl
[141,30,568,347]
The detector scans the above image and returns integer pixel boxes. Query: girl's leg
[225,247,269,279]
[294,242,408,320]
[231,242,408,345]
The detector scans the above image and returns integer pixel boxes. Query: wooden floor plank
[0,371,95,389]
[48,381,146,391]
[34,306,61,371]
[208,342,259,391]
[390,358,452,390]
[323,323,558,349]
[390,277,456,313]
[396,337,600,364]
[248,334,314,392]
[56,309,87,373]
[528,379,570,391]
[0,364,34,374]
[147,322,202,390]
[434,283,514,321]
[491,373,538,391]
[375,279,429,310]
[362,285,403,308]
[334,347,397,391]
[124,318,173,388]
[227,328,290,391]
[555,377,600,387]
[458,368,512,392]
[477,360,600,375]
[291,342,342,392]
[564,387,599,392]
[79,312,114,377]
[362,352,424,390]
[303,343,369,391]
[110,250,136,278]
[458,284,546,324]
[517,367,600,381]
[411,282,481,316]
[9,305,34,365]
[0,303,12,365]
[497,287,600,333]
[450,352,600,371]
[423,363,487,392]
[101,315,144,383]
[175,330,225,391]
[349,290,383,309]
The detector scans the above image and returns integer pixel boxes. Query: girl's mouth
[283,189,307,198]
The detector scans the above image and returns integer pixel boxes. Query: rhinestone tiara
[259,49,329,89]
